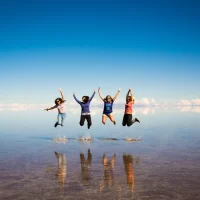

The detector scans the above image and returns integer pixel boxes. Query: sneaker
[61,124,63,127]
[135,118,140,123]
[54,122,59,127]
[113,121,116,125]
[88,124,91,129]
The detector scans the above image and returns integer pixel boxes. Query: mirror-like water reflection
[0,107,200,199]
[55,152,67,188]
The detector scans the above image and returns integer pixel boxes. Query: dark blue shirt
[103,101,113,114]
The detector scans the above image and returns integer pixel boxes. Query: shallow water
[0,106,200,200]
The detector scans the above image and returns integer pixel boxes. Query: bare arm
[113,88,121,102]
[59,88,64,101]
[126,89,130,99]
[98,87,104,101]
[129,88,135,103]
[44,105,57,111]
[89,89,96,102]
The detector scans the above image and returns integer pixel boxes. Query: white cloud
[135,98,158,106]
[179,106,200,113]
[1,98,200,113]
[177,98,200,106]
[0,103,52,112]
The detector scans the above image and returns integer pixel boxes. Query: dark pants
[122,114,134,127]
[80,115,92,128]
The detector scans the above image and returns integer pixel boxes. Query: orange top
[125,102,133,114]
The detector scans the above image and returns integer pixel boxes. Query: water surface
[0,106,200,200]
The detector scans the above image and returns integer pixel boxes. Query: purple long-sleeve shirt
[73,92,95,114]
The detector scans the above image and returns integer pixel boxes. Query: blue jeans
[57,113,66,125]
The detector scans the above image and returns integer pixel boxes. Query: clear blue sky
[0,0,199,104]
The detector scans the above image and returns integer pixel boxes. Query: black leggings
[80,115,92,128]
[122,114,134,127]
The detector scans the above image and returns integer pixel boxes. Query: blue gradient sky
[0,0,199,104]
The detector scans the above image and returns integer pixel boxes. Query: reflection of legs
[87,149,92,166]
[108,114,116,125]
[102,115,108,124]
[80,153,85,164]
[80,115,85,126]
[102,154,115,188]
[100,153,116,192]
[122,114,127,126]
[110,153,116,169]
[123,153,134,192]
[80,150,92,185]
[55,152,67,188]
[100,154,107,192]
[102,153,107,165]
[85,115,92,129]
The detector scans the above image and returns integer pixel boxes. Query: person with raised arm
[98,87,120,125]
[122,88,140,127]
[44,88,66,127]
[73,89,96,129]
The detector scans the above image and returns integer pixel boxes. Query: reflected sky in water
[0,107,200,199]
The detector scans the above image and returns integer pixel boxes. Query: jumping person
[44,88,66,127]
[122,88,140,127]
[73,90,95,129]
[98,87,120,125]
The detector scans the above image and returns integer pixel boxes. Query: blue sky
[0,0,199,104]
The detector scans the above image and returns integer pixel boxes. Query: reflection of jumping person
[80,149,92,185]
[44,88,66,127]
[123,153,134,192]
[55,152,67,188]
[98,87,120,125]
[100,153,116,192]
[122,88,140,127]
[73,90,95,129]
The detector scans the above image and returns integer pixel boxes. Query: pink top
[56,103,66,113]
[125,102,133,114]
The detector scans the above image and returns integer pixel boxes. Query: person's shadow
[80,149,92,186]
[55,152,67,189]
[100,153,116,192]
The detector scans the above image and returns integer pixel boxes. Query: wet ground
[0,107,200,199]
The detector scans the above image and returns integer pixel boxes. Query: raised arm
[98,87,104,101]
[129,88,135,103]
[44,105,57,111]
[113,88,120,102]
[89,89,96,102]
[73,93,82,104]
[126,89,130,99]
[58,88,64,101]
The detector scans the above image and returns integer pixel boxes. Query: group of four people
[44,88,140,129]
